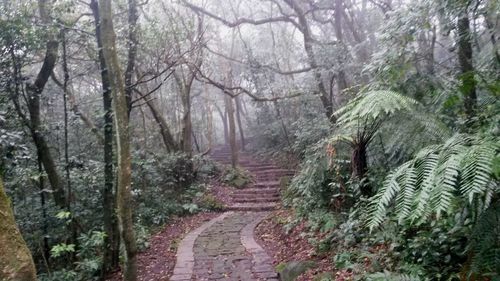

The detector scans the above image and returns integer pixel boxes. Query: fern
[335,90,418,128]
[368,134,499,229]
[468,200,500,276]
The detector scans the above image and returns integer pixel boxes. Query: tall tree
[89,0,120,274]
[0,175,37,281]
[22,0,66,208]
[98,1,138,280]
[456,7,477,124]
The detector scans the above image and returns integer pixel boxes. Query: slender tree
[20,0,66,208]
[456,7,477,124]
[89,0,120,274]
[98,1,138,280]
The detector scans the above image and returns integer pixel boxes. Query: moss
[0,177,37,281]
[221,166,253,188]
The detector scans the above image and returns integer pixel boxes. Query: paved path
[170,147,293,280]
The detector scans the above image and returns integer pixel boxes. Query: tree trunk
[140,91,178,152]
[235,96,245,151]
[351,143,371,197]
[61,29,79,258]
[24,0,66,209]
[284,0,335,123]
[0,175,37,281]
[180,88,193,155]
[204,95,214,151]
[215,104,229,145]
[125,0,138,116]
[90,0,120,274]
[98,1,138,281]
[333,0,349,93]
[457,11,477,124]
[273,101,291,147]
[225,95,238,168]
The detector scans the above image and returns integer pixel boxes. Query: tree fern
[368,134,499,229]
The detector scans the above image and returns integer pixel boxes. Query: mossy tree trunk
[98,1,138,280]
[0,176,37,281]
[89,0,120,274]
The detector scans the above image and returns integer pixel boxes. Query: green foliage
[50,243,75,258]
[134,223,151,251]
[41,230,106,281]
[132,152,214,225]
[468,201,500,277]
[395,216,469,279]
[221,166,253,188]
[369,134,499,228]
[366,271,422,281]
[196,193,225,211]
[334,90,417,127]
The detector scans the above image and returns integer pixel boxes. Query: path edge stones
[241,212,279,280]
[170,212,233,281]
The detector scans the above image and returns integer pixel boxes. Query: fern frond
[395,166,417,222]
[368,162,410,230]
[335,90,418,127]
[460,139,498,206]
[369,134,499,228]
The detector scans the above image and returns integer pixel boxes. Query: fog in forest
[0,0,498,280]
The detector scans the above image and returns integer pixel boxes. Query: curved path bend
[170,147,293,281]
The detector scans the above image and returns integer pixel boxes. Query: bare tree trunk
[0,175,37,281]
[37,150,50,268]
[90,0,120,274]
[125,0,138,116]
[180,87,193,155]
[214,104,229,145]
[235,96,245,151]
[225,95,238,168]
[273,101,291,146]
[457,11,477,124]
[24,0,66,208]
[334,0,349,93]
[61,29,79,258]
[204,95,214,151]
[284,0,335,123]
[98,1,138,280]
[139,91,178,152]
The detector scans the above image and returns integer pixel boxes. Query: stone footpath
[170,147,293,280]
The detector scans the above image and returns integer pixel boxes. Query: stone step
[253,181,281,188]
[235,188,279,196]
[233,197,279,203]
[226,203,277,211]
[255,176,288,182]
[252,169,294,174]
[232,193,280,199]
[254,175,292,179]
[245,165,278,169]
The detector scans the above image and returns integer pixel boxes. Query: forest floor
[254,209,356,281]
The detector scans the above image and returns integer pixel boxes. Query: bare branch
[182,0,300,28]
[192,64,301,102]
